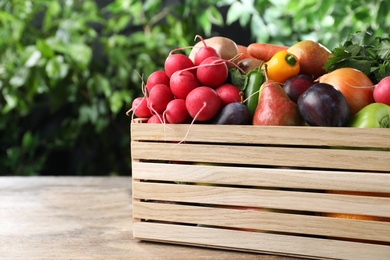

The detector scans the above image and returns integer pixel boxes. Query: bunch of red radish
[127,36,243,124]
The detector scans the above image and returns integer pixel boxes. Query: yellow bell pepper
[265,50,300,83]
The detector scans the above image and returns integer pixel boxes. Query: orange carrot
[236,45,254,62]
[247,43,289,62]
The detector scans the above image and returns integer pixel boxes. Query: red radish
[131,97,152,118]
[164,99,192,124]
[193,35,220,66]
[185,86,221,121]
[374,76,390,106]
[169,70,200,99]
[147,114,164,124]
[196,56,228,88]
[215,83,242,107]
[146,70,170,93]
[164,50,195,78]
[148,84,174,114]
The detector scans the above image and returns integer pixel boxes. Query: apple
[282,74,314,103]
[374,76,390,106]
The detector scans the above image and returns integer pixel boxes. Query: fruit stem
[285,54,298,67]
[263,63,269,81]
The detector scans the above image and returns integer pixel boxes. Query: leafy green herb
[324,30,390,84]
[227,68,247,90]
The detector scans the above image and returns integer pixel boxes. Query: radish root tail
[178,102,206,144]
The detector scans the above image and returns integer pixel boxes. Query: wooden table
[0,177,298,259]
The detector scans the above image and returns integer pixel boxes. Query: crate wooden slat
[133,222,390,260]
[132,142,389,171]
[133,181,390,217]
[132,162,390,193]
[131,124,390,148]
[133,201,390,242]
[131,123,390,259]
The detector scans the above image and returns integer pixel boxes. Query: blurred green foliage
[0,0,223,175]
[0,0,388,176]
[222,0,389,48]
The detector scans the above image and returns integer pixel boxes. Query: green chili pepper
[348,103,390,128]
[244,67,265,118]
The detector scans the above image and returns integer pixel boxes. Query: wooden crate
[131,123,390,259]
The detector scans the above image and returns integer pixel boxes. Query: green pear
[287,40,332,79]
[253,80,303,126]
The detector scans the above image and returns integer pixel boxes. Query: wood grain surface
[0,177,297,260]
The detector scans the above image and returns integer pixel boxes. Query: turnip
[169,70,200,99]
[164,49,195,78]
[193,35,220,66]
[148,83,174,114]
[146,70,170,93]
[215,83,242,107]
[185,86,221,121]
[164,99,192,124]
[374,76,390,106]
[189,36,238,64]
[196,56,228,88]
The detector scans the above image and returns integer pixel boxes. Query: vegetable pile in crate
[131,124,390,259]
[126,32,390,128]
[129,31,390,259]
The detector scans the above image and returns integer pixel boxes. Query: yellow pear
[287,40,332,79]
